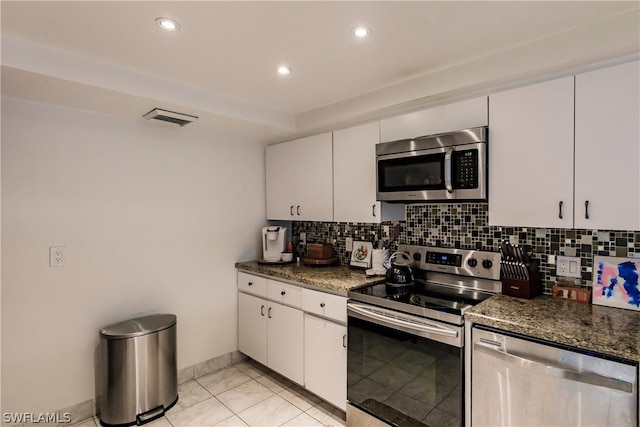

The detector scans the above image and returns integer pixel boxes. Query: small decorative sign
[592,255,640,311]
[350,241,373,269]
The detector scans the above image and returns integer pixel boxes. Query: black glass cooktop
[348,280,494,324]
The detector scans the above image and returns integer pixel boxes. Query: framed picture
[350,241,373,269]
[592,255,640,311]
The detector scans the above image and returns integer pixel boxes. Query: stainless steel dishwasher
[471,325,638,427]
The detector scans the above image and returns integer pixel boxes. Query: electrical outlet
[299,232,306,246]
[556,255,581,278]
[345,237,353,252]
[50,246,65,267]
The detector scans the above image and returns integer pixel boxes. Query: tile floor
[72,360,345,427]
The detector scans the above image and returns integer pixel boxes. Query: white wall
[1,97,266,412]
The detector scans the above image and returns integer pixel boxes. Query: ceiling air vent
[143,108,198,127]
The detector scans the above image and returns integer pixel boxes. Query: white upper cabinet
[333,122,404,223]
[574,60,640,231]
[489,60,640,231]
[266,132,333,222]
[380,96,488,143]
[488,77,575,228]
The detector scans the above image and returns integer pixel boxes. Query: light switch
[569,261,578,274]
[346,237,353,252]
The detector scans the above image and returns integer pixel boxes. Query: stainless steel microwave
[376,127,487,202]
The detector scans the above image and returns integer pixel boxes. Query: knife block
[502,260,542,299]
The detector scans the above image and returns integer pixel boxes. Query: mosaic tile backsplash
[292,203,640,294]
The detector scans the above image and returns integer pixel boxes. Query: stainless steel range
[346,244,501,427]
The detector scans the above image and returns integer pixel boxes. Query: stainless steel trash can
[99,314,178,426]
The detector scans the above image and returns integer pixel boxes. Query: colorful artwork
[592,256,640,311]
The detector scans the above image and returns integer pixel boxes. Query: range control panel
[397,244,501,281]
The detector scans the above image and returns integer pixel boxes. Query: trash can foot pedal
[136,405,164,426]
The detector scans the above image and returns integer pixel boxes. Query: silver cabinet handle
[296,205,301,216]
[372,205,376,217]
[343,334,347,348]
[267,307,272,318]
[585,200,590,219]
[290,205,294,216]
[558,201,563,219]
[260,305,265,316]
[280,290,286,296]
[474,341,633,393]
[320,302,326,308]
[444,147,454,193]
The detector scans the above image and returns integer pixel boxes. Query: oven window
[378,153,444,192]
[348,316,462,427]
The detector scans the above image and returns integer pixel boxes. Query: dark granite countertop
[235,261,382,296]
[466,294,640,363]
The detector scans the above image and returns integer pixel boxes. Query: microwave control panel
[453,149,478,189]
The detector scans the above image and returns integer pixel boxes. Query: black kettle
[385,252,414,286]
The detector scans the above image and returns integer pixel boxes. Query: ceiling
[2,1,639,143]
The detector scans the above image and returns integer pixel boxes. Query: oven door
[347,302,464,427]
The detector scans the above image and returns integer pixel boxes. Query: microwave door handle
[444,148,453,193]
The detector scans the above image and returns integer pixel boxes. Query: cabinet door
[295,133,334,222]
[334,123,405,223]
[238,292,267,365]
[304,314,347,411]
[488,77,574,228]
[575,60,640,230]
[266,141,296,220]
[267,302,304,385]
[334,122,381,223]
[380,96,488,143]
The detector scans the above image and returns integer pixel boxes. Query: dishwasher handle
[474,341,634,394]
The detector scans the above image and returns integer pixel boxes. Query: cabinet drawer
[303,289,347,323]
[268,280,303,308]
[237,272,267,297]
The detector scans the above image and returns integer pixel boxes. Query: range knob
[413,252,421,261]
[482,259,493,269]
[467,258,478,268]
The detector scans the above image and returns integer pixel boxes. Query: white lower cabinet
[267,301,304,385]
[238,292,268,365]
[237,276,304,385]
[304,313,347,411]
[238,272,348,410]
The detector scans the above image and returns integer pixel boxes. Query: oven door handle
[348,303,458,338]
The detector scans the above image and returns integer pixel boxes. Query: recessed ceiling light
[156,17,180,31]
[276,65,292,75]
[353,26,371,38]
